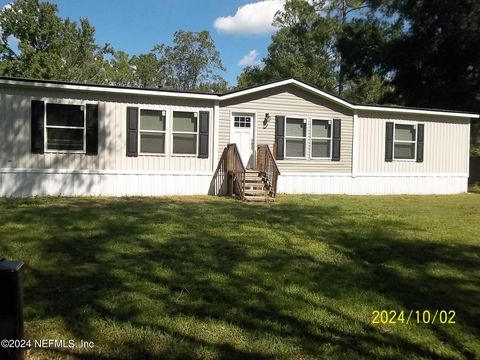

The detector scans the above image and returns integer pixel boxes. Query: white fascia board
[290,79,354,108]
[0,78,219,101]
[220,79,479,119]
[1,77,478,118]
[220,79,293,101]
[220,79,354,109]
[354,105,479,119]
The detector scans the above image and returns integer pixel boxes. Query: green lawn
[469,182,480,194]
[0,195,479,360]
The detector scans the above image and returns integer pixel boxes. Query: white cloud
[214,0,285,35]
[238,49,261,67]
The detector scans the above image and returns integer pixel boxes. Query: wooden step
[244,188,269,196]
[244,195,272,202]
[244,183,265,189]
[244,178,263,183]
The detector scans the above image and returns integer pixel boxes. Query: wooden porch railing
[256,144,280,197]
[226,143,246,199]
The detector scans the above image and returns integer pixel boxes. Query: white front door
[231,114,254,168]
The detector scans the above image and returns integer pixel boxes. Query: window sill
[138,153,166,157]
[280,158,334,162]
[44,150,86,155]
[171,154,199,157]
[393,158,417,162]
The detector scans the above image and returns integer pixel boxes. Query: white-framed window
[394,123,417,160]
[311,119,332,159]
[139,109,166,155]
[172,111,198,155]
[45,103,85,152]
[285,117,307,158]
[234,115,252,128]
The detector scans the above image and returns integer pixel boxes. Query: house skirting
[0,169,213,197]
[0,169,468,197]
[278,173,468,195]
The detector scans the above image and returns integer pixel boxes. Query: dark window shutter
[86,104,99,156]
[275,115,285,160]
[416,123,424,162]
[126,107,138,157]
[31,100,45,154]
[198,111,209,158]
[332,119,341,161]
[385,122,394,162]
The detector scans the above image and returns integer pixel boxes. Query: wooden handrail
[256,144,280,198]
[226,143,246,199]
[265,144,280,175]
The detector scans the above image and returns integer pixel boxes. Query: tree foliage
[368,0,480,154]
[0,0,110,82]
[237,0,337,92]
[236,0,391,104]
[236,0,480,153]
[0,0,227,92]
[152,30,226,92]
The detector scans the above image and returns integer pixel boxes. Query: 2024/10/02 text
[372,310,456,325]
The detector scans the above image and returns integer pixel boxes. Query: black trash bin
[0,259,24,360]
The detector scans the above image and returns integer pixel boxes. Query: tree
[196,77,229,93]
[371,0,480,111]
[320,0,370,95]
[365,0,480,154]
[153,30,226,91]
[0,2,228,92]
[0,0,110,82]
[237,0,338,92]
[236,65,271,89]
[106,50,135,86]
[235,0,390,104]
[337,16,397,103]
[129,53,163,88]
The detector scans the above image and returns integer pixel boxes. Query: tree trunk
[338,0,347,96]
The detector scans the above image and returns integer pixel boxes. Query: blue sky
[0,0,286,85]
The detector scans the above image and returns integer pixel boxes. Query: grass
[469,182,480,194]
[0,194,479,360]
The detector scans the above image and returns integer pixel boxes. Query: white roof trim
[220,79,354,108]
[0,78,219,100]
[220,79,479,118]
[0,77,478,118]
[355,105,478,118]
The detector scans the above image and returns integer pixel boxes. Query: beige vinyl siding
[219,85,353,173]
[0,86,215,172]
[357,111,470,174]
[218,107,231,160]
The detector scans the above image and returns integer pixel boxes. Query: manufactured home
[0,77,477,199]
